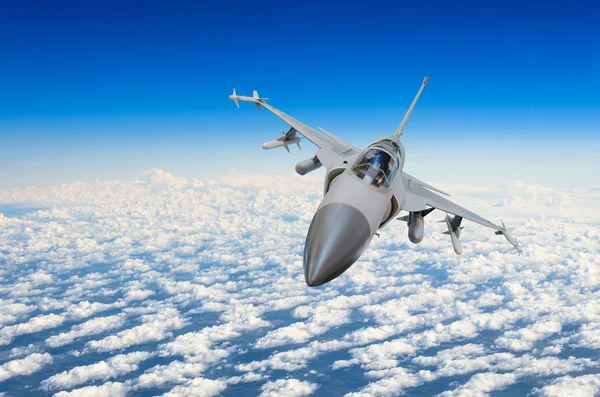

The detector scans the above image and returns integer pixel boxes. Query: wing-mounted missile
[495,221,523,254]
[229,89,268,109]
[262,127,303,152]
[295,154,322,176]
[397,208,435,244]
[441,214,464,255]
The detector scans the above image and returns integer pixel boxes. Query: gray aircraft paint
[304,203,372,286]
[229,78,522,287]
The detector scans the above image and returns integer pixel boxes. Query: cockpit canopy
[351,141,401,190]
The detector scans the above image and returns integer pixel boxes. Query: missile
[262,128,302,152]
[442,214,463,255]
[495,221,523,254]
[228,89,268,109]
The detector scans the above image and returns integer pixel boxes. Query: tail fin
[394,76,429,138]
[252,90,268,104]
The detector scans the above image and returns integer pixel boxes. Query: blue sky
[1,0,599,188]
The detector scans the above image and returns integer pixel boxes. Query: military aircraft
[229,78,521,287]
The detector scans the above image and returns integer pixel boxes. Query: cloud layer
[1,170,600,396]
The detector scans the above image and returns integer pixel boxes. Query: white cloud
[237,345,323,372]
[259,378,319,397]
[52,381,127,397]
[437,372,517,397]
[495,320,562,351]
[572,323,600,349]
[255,307,351,348]
[136,362,211,389]
[41,351,152,390]
[160,377,227,397]
[46,314,126,348]
[0,299,35,327]
[63,300,124,320]
[9,343,43,358]
[0,353,53,383]
[85,307,187,352]
[146,169,188,190]
[533,374,600,397]
[0,313,65,345]
[1,172,600,397]
[344,367,423,397]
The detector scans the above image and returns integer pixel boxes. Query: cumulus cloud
[495,320,562,351]
[0,353,53,382]
[255,306,351,348]
[9,343,43,358]
[0,313,65,345]
[533,374,600,397]
[160,377,227,397]
[46,314,127,348]
[52,381,127,397]
[1,171,600,396]
[41,351,152,390]
[437,372,517,397]
[259,378,319,397]
[0,299,35,327]
[85,307,187,352]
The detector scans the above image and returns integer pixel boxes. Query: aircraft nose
[304,203,372,287]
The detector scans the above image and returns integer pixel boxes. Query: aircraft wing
[231,90,360,168]
[260,101,359,156]
[399,175,501,231]
[398,175,521,253]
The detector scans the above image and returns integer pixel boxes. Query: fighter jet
[229,78,522,287]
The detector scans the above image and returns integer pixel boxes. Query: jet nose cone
[304,203,372,287]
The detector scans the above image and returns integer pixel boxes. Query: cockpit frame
[351,139,403,191]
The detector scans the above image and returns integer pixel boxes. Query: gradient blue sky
[1,0,599,188]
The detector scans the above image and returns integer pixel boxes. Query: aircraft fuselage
[304,139,403,286]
